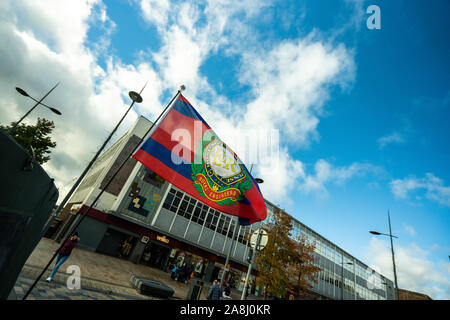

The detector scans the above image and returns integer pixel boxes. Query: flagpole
[22,85,184,300]
[45,83,148,241]
[219,217,239,293]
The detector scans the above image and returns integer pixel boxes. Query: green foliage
[254,209,321,299]
[1,117,57,164]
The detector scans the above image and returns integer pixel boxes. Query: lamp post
[219,163,263,297]
[340,258,353,300]
[23,85,185,300]
[369,211,399,300]
[48,85,146,241]
[10,84,61,134]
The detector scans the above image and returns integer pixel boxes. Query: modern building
[53,116,395,300]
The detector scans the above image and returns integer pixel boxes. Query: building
[53,116,395,300]
[398,289,432,300]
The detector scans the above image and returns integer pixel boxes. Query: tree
[1,118,57,164]
[254,208,321,299]
[286,234,321,299]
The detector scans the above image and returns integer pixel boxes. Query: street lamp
[240,177,264,300]
[339,259,353,300]
[44,85,146,241]
[369,211,399,300]
[24,84,184,300]
[10,84,62,134]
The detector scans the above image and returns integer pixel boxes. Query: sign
[250,228,268,251]
[156,235,169,244]
[141,236,149,244]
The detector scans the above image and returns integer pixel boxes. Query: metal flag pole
[22,85,184,300]
[48,83,147,241]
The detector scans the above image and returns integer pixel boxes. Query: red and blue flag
[132,94,267,225]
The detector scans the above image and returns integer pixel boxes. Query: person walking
[222,282,232,299]
[206,280,222,300]
[46,232,80,282]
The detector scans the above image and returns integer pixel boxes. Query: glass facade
[114,178,394,300]
[260,201,393,300]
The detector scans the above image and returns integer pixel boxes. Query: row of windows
[317,267,387,300]
[163,190,388,294]
[355,282,385,300]
[162,188,253,245]
[286,217,383,282]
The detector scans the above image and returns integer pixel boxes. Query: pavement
[11,238,260,301]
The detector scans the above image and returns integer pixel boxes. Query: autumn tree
[1,117,57,164]
[286,234,321,299]
[254,208,321,299]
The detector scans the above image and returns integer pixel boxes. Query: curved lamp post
[46,85,147,241]
[369,211,399,300]
[239,177,264,300]
[10,84,62,134]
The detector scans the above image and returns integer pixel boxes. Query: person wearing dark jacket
[46,233,80,282]
[223,282,232,299]
[206,280,222,300]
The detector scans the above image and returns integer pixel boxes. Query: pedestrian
[223,282,232,299]
[179,263,188,283]
[171,265,178,280]
[189,263,195,280]
[46,232,80,283]
[206,280,222,300]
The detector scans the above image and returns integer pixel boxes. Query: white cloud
[0,0,164,199]
[298,160,382,198]
[377,131,405,148]
[240,37,355,147]
[390,173,450,207]
[403,224,416,236]
[0,0,358,206]
[137,0,357,203]
[365,238,450,299]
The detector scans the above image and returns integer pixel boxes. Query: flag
[133,94,267,225]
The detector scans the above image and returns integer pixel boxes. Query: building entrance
[96,228,138,260]
[140,241,170,270]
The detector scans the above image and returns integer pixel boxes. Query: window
[205,210,220,230]
[163,188,180,212]
[191,201,201,223]
[177,198,189,218]
[238,226,249,244]
[227,220,236,238]
[185,198,196,220]
[198,205,208,225]
[162,191,174,210]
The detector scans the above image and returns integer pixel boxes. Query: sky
[0,0,449,299]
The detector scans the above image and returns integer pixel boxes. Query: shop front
[139,237,172,270]
[96,227,139,260]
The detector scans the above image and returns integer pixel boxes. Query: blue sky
[1,0,448,298]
